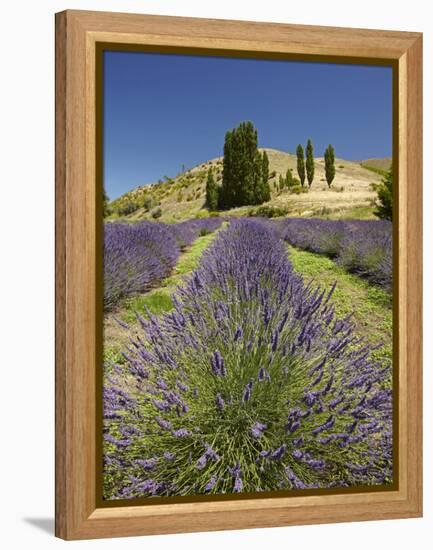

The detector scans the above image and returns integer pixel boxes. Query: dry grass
[109,148,386,222]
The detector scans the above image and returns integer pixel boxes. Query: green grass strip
[288,245,392,366]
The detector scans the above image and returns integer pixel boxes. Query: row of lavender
[103,219,392,499]
[277,219,392,289]
[104,218,222,310]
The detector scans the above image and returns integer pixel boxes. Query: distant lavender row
[279,219,392,288]
[169,217,223,249]
[104,218,222,310]
[103,219,392,499]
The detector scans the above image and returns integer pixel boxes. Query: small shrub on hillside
[248,205,290,218]
[151,207,162,219]
[372,169,393,221]
[117,201,139,216]
[290,185,308,195]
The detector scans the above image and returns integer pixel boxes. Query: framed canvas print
[55,10,423,540]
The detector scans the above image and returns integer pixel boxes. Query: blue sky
[103,51,392,199]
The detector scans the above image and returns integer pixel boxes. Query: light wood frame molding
[55,9,422,540]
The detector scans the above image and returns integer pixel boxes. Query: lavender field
[102,217,393,499]
[279,218,392,289]
[104,217,223,311]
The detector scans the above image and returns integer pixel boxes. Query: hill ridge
[108,149,384,222]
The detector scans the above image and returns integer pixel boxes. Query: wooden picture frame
[55,9,422,540]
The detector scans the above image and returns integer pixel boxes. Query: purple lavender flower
[234,326,243,341]
[242,384,251,403]
[155,416,172,430]
[210,350,226,377]
[215,393,225,411]
[271,444,287,460]
[136,458,157,470]
[196,454,208,470]
[163,451,175,461]
[233,475,243,493]
[172,428,192,438]
[251,421,267,439]
[205,476,217,491]
[258,366,270,382]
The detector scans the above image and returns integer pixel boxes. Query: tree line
[206,121,271,211]
[206,121,337,211]
[295,140,335,188]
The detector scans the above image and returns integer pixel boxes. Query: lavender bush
[104,222,179,311]
[170,218,223,250]
[104,218,222,310]
[280,219,392,288]
[103,220,392,499]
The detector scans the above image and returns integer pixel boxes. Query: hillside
[107,148,385,222]
[360,157,392,173]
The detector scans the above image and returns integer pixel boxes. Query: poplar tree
[206,167,219,210]
[279,174,285,191]
[285,168,293,188]
[259,150,271,202]
[324,144,336,188]
[296,144,306,187]
[305,139,315,187]
[262,150,270,188]
[220,130,234,208]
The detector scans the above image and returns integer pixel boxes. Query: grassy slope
[288,246,392,367]
[360,157,392,173]
[103,229,220,362]
[108,148,382,223]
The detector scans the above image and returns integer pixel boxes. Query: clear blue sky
[103,51,392,199]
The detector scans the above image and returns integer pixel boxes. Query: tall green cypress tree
[324,145,336,188]
[262,150,269,187]
[245,121,261,204]
[206,167,219,210]
[285,168,293,188]
[279,174,285,191]
[260,150,271,202]
[296,144,306,187]
[305,139,315,187]
[220,130,234,208]
[220,121,267,208]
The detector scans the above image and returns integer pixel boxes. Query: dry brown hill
[360,157,392,172]
[108,148,384,222]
